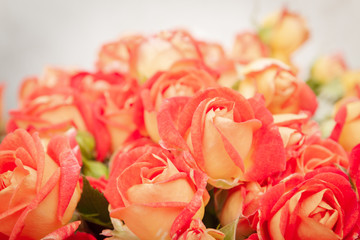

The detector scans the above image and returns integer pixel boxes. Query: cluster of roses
[1,8,360,240]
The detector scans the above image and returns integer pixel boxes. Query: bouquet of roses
[1,8,360,240]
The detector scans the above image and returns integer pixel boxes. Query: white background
[1,0,359,113]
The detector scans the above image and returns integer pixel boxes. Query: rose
[141,64,218,142]
[258,167,359,240]
[340,71,360,97]
[158,87,286,188]
[71,71,141,158]
[133,29,202,82]
[330,96,360,151]
[295,138,349,175]
[178,219,224,240]
[258,8,309,64]
[232,32,269,65]
[238,58,318,115]
[104,146,209,240]
[0,129,81,239]
[96,34,145,75]
[218,182,264,240]
[310,54,347,85]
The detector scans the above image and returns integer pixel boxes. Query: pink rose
[158,87,285,188]
[104,146,209,240]
[0,129,81,239]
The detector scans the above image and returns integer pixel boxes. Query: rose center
[0,171,13,191]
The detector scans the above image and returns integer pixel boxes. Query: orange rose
[158,87,286,188]
[178,219,224,240]
[96,34,145,74]
[330,96,360,151]
[259,8,309,64]
[219,182,264,240]
[0,129,81,239]
[258,168,359,240]
[232,32,269,65]
[141,63,218,142]
[310,54,347,85]
[238,59,317,115]
[133,29,202,82]
[104,146,209,240]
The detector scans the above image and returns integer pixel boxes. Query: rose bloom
[219,182,264,240]
[340,70,360,97]
[141,62,218,142]
[259,8,309,63]
[133,29,202,82]
[330,96,360,152]
[238,58,317,115]
[71,71,141,158]
[178,219,224,240]
[96,34,145,74]
[0,129,81,239]
[258,167,359,240]
[232,32,269,65]
[310,54,347,85]
[104,146,209,240]
[158,87,286,188]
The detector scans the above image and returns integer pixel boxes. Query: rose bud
[330,96,360,151]
[258,8,309,63]
[258,167,359,240]
[0,129,81,239]
[177,219,225,240]
[219,182,264,240]
[232,32,269,65]
[133,29,202,82]
[141,64,218,142]
[238,58,317,115]
[104,146,209,240]
[310,54,347,85]
[158,87,286,188]
[96,34,145,75]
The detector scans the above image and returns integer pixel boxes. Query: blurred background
[1,0,359,112]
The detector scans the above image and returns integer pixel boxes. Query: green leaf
[76,131,96,159]
[82,157,109,179]
[220,218,239,240]
[77,177,113,228]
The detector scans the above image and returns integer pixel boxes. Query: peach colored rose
[258,168,359,240]
[330,96,360,152]
[238,59,317,115]
[232,32,269,65]
[295,138,348,175]
[310,54,347,85]
[0,129,81,239]
[158,87,286,188]
[96,34,145,75]
[133,29,202,82]
[259,8,309,64]
[178,219,224,240]
[71,71,141,158]
[340,70,360,97]
[219,182,264,240]
[104,146,209,240]
[141,64,218,142]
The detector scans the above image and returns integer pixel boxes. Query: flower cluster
[1,7,360,240]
